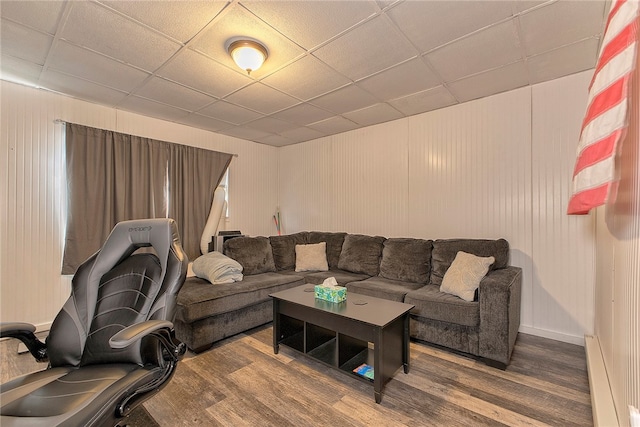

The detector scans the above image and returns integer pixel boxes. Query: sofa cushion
[224,236,276,275]
[430,238,509,286]
[308,232,347,269]
[379,238,432,284]
[440,251,494,302]
[404,284,480,327]
[302,269,370,286]
[176,273,304,323]
[337,234,385,276]
[270,232,309,271]
[347,277,424,302]
[295,242,329,272]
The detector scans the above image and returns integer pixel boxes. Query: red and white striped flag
[567,0,639,215]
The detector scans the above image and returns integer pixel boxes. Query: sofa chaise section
[404,238,522,368]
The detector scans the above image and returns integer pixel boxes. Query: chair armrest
[109,320,173,349]
[478,266,522,368]
[0,322,48,362]
[1,322,36,336]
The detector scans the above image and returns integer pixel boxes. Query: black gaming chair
[0,218,188,427]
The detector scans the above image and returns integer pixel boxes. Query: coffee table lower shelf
[279,327,375,384]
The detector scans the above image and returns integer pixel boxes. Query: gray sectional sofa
[174,232,522,368]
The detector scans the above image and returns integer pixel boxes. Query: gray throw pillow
[379,238,433,283]
[223,236,276,275]
[337,234,385,276]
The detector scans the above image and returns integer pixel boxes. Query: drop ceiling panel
[261,55,351,101]
[271,103,335,126]
[40,69,128,106]
[158,49,251,98]
[218,125,273,141]
[48,41,150,92]
[343,103,403,127]
[177,113,233,132]
[225,83,299,114]
[527,38,599,84]
[279,126,325,143]
[512,1,548,15]
[0,0,65,34]
[357,58,442,101]
[60,1,181,72]
[245,116,298,134]
[134,77,216,111]
[388,85,457,116]
[519,0,606,57]
[191,3,305,80]
[1,21,52,64]
[426,19,523,82]
[447,61,530,103]
[0,55,43,85]
[119,95,190,122]
[198,101,263,125]
[310,84,379,115]
[198,101,264,125]
[101,0,227,43]
[240,0,379,50]
[387,0,514,53]
[313,14,417,81]
[254,134,295,147]
[308,116,360,134]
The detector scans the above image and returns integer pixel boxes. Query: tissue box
[314,284,347,303]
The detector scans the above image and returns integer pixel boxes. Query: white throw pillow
[440,251,495,302]
[295,242,329,272]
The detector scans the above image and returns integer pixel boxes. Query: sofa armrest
[478,266,522,368]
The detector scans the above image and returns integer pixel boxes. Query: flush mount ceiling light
[227,39,268,75]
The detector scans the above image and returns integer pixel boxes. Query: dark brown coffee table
[270,285,414,403]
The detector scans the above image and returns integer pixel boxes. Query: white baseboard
[518,325,585,346]
[585,335,618,426]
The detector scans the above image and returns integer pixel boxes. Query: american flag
[567,0,639,215]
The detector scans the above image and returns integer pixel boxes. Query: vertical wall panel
[531,72,596,340]
[279,120,409,237]
[406,87,535,333]
[0,80,278,327]
[595,42,640,426]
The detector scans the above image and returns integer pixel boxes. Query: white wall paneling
[279,71,596,343]
[0,80,279,326]
[592,45,640,426]
[531,72,596,341]
[278,119,409,237]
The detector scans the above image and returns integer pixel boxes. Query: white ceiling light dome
[226,38,269,75]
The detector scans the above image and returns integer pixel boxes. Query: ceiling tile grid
[0,0,607,146]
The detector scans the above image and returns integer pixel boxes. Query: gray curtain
[168,143,232,261]
[62,123,232,274]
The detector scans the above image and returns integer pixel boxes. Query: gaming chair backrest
[46,219,188,368]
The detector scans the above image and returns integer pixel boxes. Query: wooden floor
[1,326,592,426]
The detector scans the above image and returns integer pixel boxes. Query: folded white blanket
[192,251,243,285]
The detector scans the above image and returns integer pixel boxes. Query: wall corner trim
[585,334,619,426]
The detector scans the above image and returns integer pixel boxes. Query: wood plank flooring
[1,326,592,426]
